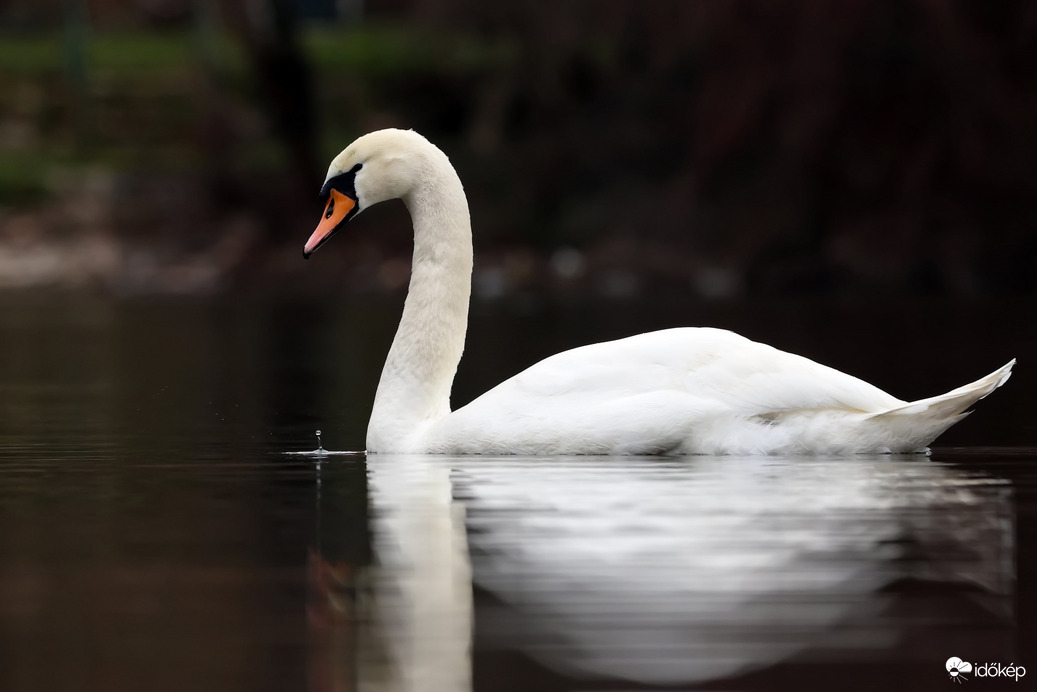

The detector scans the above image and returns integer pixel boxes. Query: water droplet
[315,429,324,452]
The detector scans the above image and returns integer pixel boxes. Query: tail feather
[860,359,1014,452]
[869,359,1015,420]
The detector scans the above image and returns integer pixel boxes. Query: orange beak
[304,189,356,258]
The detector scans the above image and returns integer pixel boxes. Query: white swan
[303,128,1014,455]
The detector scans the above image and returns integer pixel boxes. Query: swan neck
[368,155,472,451]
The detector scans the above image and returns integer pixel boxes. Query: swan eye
[325,197,335,219]
[319,163,363,201]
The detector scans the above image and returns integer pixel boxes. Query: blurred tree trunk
[61,0,90,150]
[227,0,322,213]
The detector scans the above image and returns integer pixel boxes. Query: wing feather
[430,328,905,453]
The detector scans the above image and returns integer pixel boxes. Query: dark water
[0,297,1034,691]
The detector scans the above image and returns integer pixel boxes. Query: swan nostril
[325,198,335,219]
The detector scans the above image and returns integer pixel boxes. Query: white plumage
[303,129,1014,455]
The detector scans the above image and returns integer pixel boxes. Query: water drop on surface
[284,430,361,456]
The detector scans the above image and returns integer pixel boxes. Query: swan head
[303,128,436,258]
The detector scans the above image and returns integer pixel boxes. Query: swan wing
[429,328,905,454]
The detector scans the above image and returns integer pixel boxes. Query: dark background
[0,6,1035,690]
[0,0,1033,443]
[1,0,1034,299]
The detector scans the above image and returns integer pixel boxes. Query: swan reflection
[316,455,1014,690]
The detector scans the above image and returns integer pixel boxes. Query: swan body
[303,129,1014,455]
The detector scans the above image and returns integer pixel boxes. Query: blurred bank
[0,0,1034,299]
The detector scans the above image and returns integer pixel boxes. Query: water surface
[0,297,1033,691]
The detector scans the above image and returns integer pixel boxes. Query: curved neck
[367,157,473,451]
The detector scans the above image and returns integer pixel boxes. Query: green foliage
[0,24,511,208]
[0,152,50,206]
[305,23,513,75]
[0,34,65,74]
